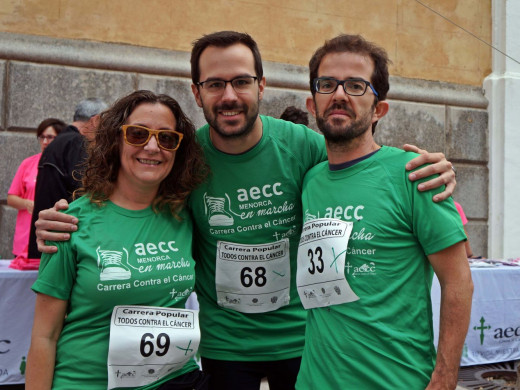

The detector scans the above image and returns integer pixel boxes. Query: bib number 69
[140,332,170,357]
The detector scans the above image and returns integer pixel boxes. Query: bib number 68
[240,266,267,287]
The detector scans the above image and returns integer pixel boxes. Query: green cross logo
[176,340,193,356]
[473,316,491,345]
[19,356,26,375]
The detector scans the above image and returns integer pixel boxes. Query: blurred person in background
[27,98,108,260]
[8,118,66,269]
[280,105,309,126]
[454,201,479,258]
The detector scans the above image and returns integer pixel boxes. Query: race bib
[297,218,359,309]
[107,306,200,389]
[215,239,291,313]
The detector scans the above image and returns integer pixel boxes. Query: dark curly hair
[77,90,208,216]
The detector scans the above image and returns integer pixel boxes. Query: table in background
[3,259,518,379]
[432,264,520,366]
[0,260,38,385]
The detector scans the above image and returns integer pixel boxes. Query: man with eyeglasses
[34,32,458,390]
[186,31,459,389]
[295,34,473,389]
[28,98,107,259]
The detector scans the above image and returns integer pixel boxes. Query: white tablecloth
[432,264,520,366]
[0,259,38,384]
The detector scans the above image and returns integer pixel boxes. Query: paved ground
[260,380,472,389]
[456,360,519,389]
[259,360,520,389]
[260,382,472,389]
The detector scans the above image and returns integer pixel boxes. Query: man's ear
[258,76,266,101]
[373,100,389,122]
[191,84,203,108]
[306,96,317,117]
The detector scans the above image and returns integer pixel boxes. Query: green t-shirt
[32,197,199,389]
[296,146,466,389]
[189,115,327,361]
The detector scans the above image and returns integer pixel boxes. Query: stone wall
[0,33,488,259]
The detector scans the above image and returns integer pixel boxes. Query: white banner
[0,260,38,384]
[432,264,520,366]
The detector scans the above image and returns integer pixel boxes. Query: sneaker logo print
[96,246,131,281]
[204,192,234,226]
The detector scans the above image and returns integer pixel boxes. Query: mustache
[325,103,354,117]
[215,102,246,111]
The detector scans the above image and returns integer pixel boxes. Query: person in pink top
[454,201,477,258]
[7,118,66,268]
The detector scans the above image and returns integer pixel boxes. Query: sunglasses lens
[158,131,180,150]
[125,126,149,145]
[124,126,181,150]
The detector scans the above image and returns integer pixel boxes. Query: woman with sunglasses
[8,117,66,269]
[26,90,208,390]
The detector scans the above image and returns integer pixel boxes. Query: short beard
[202,98,260,140]
[316,103,374,145]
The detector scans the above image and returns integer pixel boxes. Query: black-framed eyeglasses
[121,125,183,151]
[196,76,258,95]
[313,77,379,97]
[37,135,56,141]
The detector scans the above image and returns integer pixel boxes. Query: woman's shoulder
[65,196,102,217]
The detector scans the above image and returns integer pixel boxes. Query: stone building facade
[0,32,488,259]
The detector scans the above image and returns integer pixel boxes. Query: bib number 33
[297,218,359,309]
